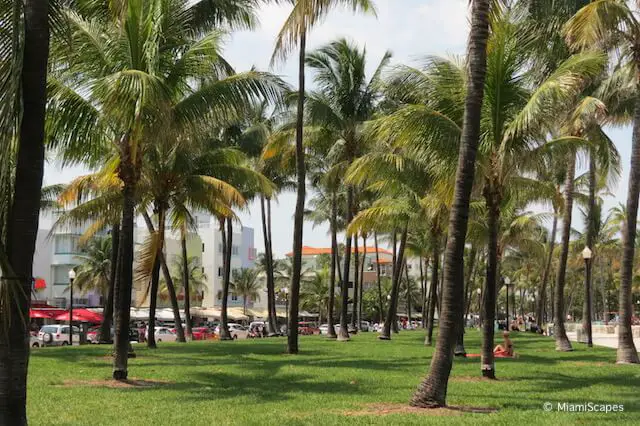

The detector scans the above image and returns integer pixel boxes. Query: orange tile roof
[286,245,392,257]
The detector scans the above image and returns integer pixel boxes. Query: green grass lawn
[28,330,640,425]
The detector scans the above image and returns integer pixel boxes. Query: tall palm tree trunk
[352,233,360,330]
[99,223,119,343]
[380,223,408,340]
[411,0,491,407]
[405,261,412,325]
[420,256,426,328]
[374,232,385,324]
[536,211,557,326]
[113,173,135,380]
[220,218,233,340]
[181,228,192,341]
[327,193,338,338]
[266,198,278,333]
[338,188,354,341]
[359,234,366,329]
[481,188,500,378]
[260,196,278,336]
[425,227,440,346]
[617,92,640,363]
[554,153,576,352]
[288,34,307,353]
[583,154,596,347]
[0,0,49,418]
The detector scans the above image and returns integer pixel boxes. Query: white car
[146,327,177,343]
[30,335,40,348]
[319,324,336,335]
[38,325,80,346]
[215,323,249,340]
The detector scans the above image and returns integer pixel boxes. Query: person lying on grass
[494,331,515,357]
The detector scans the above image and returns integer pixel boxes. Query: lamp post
[504,277,511,330]
[283,287,289,337]
[582,246,593,347]
[68,269,76,345]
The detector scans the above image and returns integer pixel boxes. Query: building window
[52,265,75,286]
[231,293,238,301]
[202,243,205,252]
[248,247,257,260]
[232,245,239,256]
[54,235,80,254]
[218,243,223,253]
[217,267,222,277]
[202,267,205,274]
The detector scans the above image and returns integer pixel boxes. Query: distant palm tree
[301,269,330,322]
[71,236,113,301]
[170,254,208,306]
[232,268,261,315]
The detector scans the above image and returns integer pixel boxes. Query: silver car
[38,325,80,346]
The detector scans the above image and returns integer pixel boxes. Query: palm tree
[565,0,640,364]
[169,254,208,306]
[232,268,261,315]
[410,0,491,408]
[271,0,377,354]
[49,0,282,376]
[71,236,113,301]
[301,268,330,322]
[0,0,49,420]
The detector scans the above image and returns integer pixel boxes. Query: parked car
[298,322,320,335]
[88,327,137,343]
[319,324,334,335]
[191,327,214,341]
[30,335,40,348]
[215,323,249,339]
[38,325,80,346]
[146,326,177,343]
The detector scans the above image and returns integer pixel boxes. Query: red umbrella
[53,308,103,323]
[29,309,55,319]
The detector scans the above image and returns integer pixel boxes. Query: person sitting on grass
[494,331,514,357]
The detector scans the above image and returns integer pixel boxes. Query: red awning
[53,308,103,323]
[29,309,58,319]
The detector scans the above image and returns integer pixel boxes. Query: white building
[32,210,257,312]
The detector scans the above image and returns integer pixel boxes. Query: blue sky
[43,0,633,256]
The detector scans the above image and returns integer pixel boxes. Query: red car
[191,327,214,340]
[298,322,320,335]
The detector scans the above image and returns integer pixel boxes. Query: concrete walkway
[566,331,640,350]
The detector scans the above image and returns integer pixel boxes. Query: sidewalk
[566,331,640,350]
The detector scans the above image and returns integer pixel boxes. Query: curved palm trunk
[411,0,490,407]
[481,188,500,378]
[405,261,412,325]
[617,91,640,363]
[327,193,338,338]
[181,228,192,341]
[420,256,426,329]
[583,154,596,347]
[220,219,233,340]
[425,227,440,346]
[142,211,185,343]
[260,196,278,336]
[0,0,49,418]
[554,153,576,352]
[380,223,408,340]
[99,223,119,343]
[536,210,557,326]
[373,233,385,323]
[287,33,307,353]
[147,206,166,349]
[351,233,360,330]
[338,187,354,341]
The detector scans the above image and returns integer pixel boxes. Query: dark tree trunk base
[220,336,234,341]
[113,370,128,380]
[409,399,445,409]
[424,337,433,346]
[337,334,351,342]
[326,334,337,339]
[454,351,467,358]
[616,346,640,364]
[481,369,496,379]
[378,334,391,341]
[555,337,574,352]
